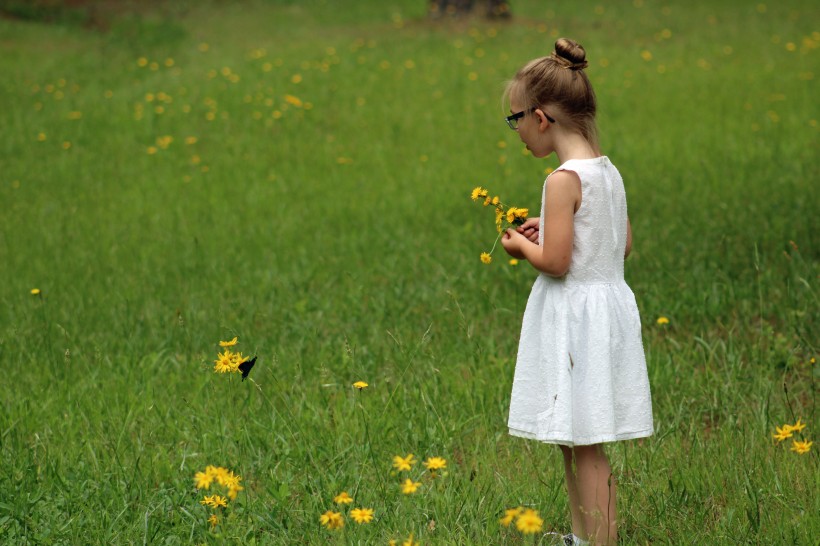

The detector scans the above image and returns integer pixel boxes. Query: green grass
[0,0,818,543]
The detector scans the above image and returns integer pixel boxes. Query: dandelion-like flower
[790,440,812,454]
[423,456,447,471]
[401,478,421,494]
[200,495,228,509]
[480,252,492,264]
[194,470,215,490]
[515,508,544,534]
[214,350,235,373]
[789,418,806,433]
[319,510,344,530]
[30,288,41,295]
[656,316,670,325]
[352,381,369,389]
[349,507,374,524]
[499,506,523,527]
[509,259,519,266]
[333,491,353,504]
[471,185,529,263]
[219,337,238,347]
[393,454,416,472]
[207,514,218,528]
[772,425,794,442]
[471,186,489,201]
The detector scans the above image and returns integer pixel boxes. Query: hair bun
[552,38,588,70]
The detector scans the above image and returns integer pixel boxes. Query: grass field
[0,0,818,543]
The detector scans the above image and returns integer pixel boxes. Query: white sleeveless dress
[507,156,654,447]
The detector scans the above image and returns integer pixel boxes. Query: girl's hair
[505,38,599,153]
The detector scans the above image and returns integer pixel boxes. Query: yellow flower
[319,510,344,530]
[227,482,244,500]
[353,381,369,389]
[515,508,543,534]
[506,207,528,223]
[401,534,418,546]
[208,514,218,528]
[401,478,421,494]
[509,259,519,266]
[492,196,500,205]
[423,456,447,471]
[656,316,670,325]
[499,506,522,527]
[231,352,247,372]
[789,418,806,433]
[480,252,492,264]
[333,491,353,504]
[200,495,228,509]
[790,440,812,454]
[219,337,238,347]
[284,94,303,107]
[471,186,488,201]
[772,425,794,442]
[214,350,234,373]
[392,453,416,471]
[483,196,492,206]
[194,471,214,490]
[30,288,41,295]
[349,507,374,524]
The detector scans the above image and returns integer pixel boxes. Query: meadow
[0,0,818,543]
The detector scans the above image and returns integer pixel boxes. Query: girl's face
[510,91,554,159]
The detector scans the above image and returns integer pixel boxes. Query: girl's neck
[554,130,599,164]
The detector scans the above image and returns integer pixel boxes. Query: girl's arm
[501,171,580,276]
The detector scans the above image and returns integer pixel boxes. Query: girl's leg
[560,445,586,539]
[573,444,617,545]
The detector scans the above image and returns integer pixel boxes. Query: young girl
[500,38,653,546]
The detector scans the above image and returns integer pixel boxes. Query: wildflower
[471,186,489,201]
[393,454,416,471]
[214,350,235,373]
[219,337,238,347]
[353,381,369,390]
[509,259,519,266]
[200,495,228,509]
[194,470,215,489]
[515,508,544,534]
[772,425,794,442]
[656,316,670,325]
[424,456,447,471]
[790,440,812,454]
[333,491,353,504]
[231,352,248,371]
[789,418,806,433]
[31,288,41,295]
[349,507,374,524]
[480,252,492,264]
[499,506,522,527]
[208,514,218,528]
[401,478,421,494]
[506,207,529,223]
[284,94,303,107]
[319,510,344,530]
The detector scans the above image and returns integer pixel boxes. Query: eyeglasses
[505,108,556,130]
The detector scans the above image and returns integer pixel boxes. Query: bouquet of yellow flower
[470,186,529,264]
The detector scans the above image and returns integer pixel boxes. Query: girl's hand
[516,217,540,243]
[501,228,527,259]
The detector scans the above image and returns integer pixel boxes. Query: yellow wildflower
[789,418,806,433]
[214,350,235,373]
[200,495,228,509]
[480,252,492,264]
[471,186,488,201]
[509,259,519,266]
[333,491,353,504]
[423,456,447,471]
[353,381,369,389]
[194,470,214,490]
[772,425,794,442]
[790,440,812,454]
[401,478,421,494]
[499,506,522,527]
[392,454,416,471]
[515,508,543,534]
[349,507,374,524]
[31,288,41,295]
[656,316,670,325]
[208,514,218,528]
[219,337,238,347]
[319,510,344,530]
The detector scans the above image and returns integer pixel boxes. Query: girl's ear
[534,109,552,130]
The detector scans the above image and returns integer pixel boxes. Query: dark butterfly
[238,356,257,381]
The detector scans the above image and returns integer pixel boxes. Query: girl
[500,38,653,546]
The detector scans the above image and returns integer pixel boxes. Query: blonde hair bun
[552,38,588,70]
